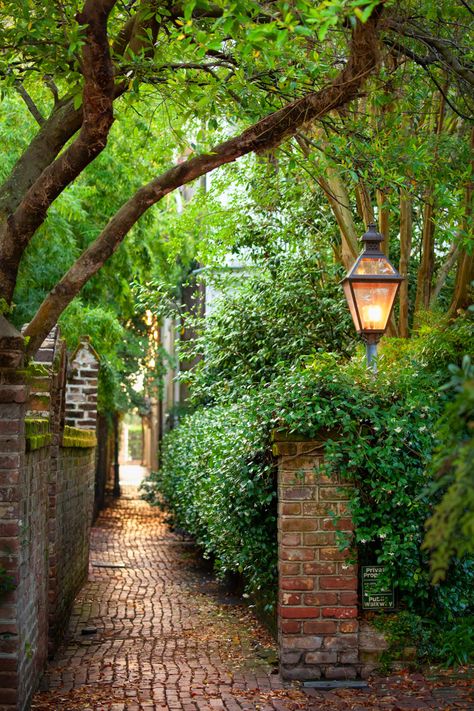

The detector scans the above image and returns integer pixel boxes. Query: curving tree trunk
[355,182,374,226]
[318,168,359,270]
[376,188,390,256]
[449,127,474,315]
[0,0,117,304]
[398,188,413,338]
[414,89,447,319]
[0,100,83,221]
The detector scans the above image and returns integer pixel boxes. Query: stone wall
[274,433,385,682]
[0,318,98,710]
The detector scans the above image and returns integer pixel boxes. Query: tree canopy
[0,0,472,358]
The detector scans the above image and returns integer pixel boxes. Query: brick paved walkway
[31,488,474,711]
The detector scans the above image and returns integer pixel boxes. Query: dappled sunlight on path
[31,492,474,711]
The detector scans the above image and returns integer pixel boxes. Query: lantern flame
[363,304,383,329]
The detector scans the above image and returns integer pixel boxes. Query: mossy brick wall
[0,320,98,710]
[14,444,50,709]
[50,442,96,647]
[0,320,50,711]
[0,433,51,711]
[275,433,385,682]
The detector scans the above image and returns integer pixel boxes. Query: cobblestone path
[32,488,474,711]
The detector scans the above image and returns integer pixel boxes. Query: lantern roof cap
[361,222,384,247]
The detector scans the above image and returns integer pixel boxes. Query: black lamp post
[342,223,403,371]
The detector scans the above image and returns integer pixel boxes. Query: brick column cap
[70,336,100,364]
[0,316,25,368]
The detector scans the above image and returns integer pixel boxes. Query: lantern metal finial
[361,223,384,252]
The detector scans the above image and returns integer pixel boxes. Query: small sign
[361,565,395,610]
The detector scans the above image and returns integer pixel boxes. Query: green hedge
[142,402,277,607]
[143,315,474,617]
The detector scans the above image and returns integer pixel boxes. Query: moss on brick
[272,430,313,443]
[29,394,50,407]
[61,426,96,449]
[25,418,52,451]
[19,363,50,379]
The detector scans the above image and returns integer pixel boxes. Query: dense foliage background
[143,239,474,625]
[1,91,186,415]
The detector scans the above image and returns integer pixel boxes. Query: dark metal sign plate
[361,565,395,610]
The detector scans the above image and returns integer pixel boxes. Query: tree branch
[387,19,474,88]
[23,9,384,355]
[398,187,412,338]
[0,0,117,304]
[459,0,474,16]
[15,83,45,126]
[430,243,460,307]
[0,0,218,226]
[0,2,156,226]
[43,75,60,104]
[0,98,83,219]
[383,37,437,67]
[449,126,474,315]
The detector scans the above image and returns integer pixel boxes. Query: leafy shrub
[146,249,474,618]
[423,356,474,582]
[142,402,277,607]
[432,615,474,666]
[260,330,474,616]
[180,250,355,402]
[374,612,474,668]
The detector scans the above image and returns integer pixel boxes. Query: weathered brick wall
[65,337,99,430]
[0,340,27,710]
[47,333,98,650]
[0,318,51,711]
[0,319,98,710]
[44,331,67,656]
[15,444,50,709]
[275,433,383,682]
[51,444,96,646]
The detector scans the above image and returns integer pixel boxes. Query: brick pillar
[0,317,27,710]
[275,433,359,682]
[65,337,99,429]
[28,327,68,655]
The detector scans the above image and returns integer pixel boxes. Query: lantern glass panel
[353,257,395,276]
[343,281,359,330]
[352,281,398,331]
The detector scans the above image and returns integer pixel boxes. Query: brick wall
[65,337,99,430]
[0,319,51,710]
[15,444,50,708]
[46,332,98,648]
[51,445,95,646]
[275,432,383,682]
[0,319,98,710]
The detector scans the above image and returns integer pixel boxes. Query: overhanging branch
[0,0,117,304]
[15,83,45,126]
[386,18,474,89]
[24,8,383,355]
